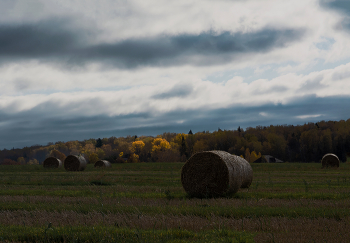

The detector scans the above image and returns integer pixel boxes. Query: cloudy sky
[1,0,350,149]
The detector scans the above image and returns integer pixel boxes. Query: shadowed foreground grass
[0,225,254,243]
[0,162,350,242]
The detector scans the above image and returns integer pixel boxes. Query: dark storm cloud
[320,0,350,30]
[320,0,350,15]
[1,95,349,149]
[0,19,82,58]
[152,84,193,99]
[0,19,305,68]
[82,29,305,68]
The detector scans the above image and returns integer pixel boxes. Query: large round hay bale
[181,150,253,197]
[43,157,62,168]
[64,155,87,171]
[94,160,112,168]
[321,153,340,168]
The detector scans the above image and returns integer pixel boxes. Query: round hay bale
[94,160,112,168]
[181,150,253,197]
[43,157,62,168]
[64,155,87,171]
[321,153,340,168]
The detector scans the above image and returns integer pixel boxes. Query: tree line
[1,119,349,165]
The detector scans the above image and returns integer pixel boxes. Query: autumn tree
[173,133,187,157]
[49,149,66,162]
[81,143,95,157]
[2,159,19,165]
[151,138,171,161]
[101,144,112,152]
[267,133,286,160]
[127,153,139,163]
[89,153,99,164]
[244,148,251,162]
[250,151,261,163]
[131,141,145,155]
[95,148,105,159]
[65,141,81,155]
[193,140,208,154]
[27,159,39,165]
[17,157,26,165]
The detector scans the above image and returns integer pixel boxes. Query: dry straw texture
[94,160,112,168]
[43,157,62,168]
[64,155,87,171]
[321,153,340,168]
[181,150,253,197]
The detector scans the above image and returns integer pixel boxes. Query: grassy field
[0,162,350,242]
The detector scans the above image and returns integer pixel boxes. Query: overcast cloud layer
[1,0,350,149]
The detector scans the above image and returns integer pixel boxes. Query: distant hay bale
[64,155,87,171]
[181,150,253,197]
[321,153,340,168]
[94,160,112,168]
[43,157,62,168]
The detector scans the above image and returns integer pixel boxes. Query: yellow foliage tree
[131,140,145,155]
[173,133,188,145]
[192,140,208,154]
[152,138,171,153]
[101,144,112,153]
[49,149,66,162]
[17,157,26,165]
[96,148,105,159]
[65,141,82,155]
[127,153,139,163]
[89,153,99,164]
[81,143,95,157]
[151,138,171,161]
[250,150,261,163]
[28,159,39,165]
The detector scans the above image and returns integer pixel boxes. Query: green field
[1,162,350,242]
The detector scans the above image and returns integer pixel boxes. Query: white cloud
[1,61,350,118]
[296,114,323,119]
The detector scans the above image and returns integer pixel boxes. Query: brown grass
[2,195,350,209]
[0,210,349,242]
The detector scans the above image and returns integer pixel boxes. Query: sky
[1,0,350,149]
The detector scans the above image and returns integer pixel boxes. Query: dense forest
[1,119,350,165]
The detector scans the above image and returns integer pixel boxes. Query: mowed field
[1,162,350,242]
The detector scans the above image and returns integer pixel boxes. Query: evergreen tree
[96,138,103,148]
[180,135,187,157]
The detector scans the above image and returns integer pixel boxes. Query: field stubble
[0,162,350,242]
